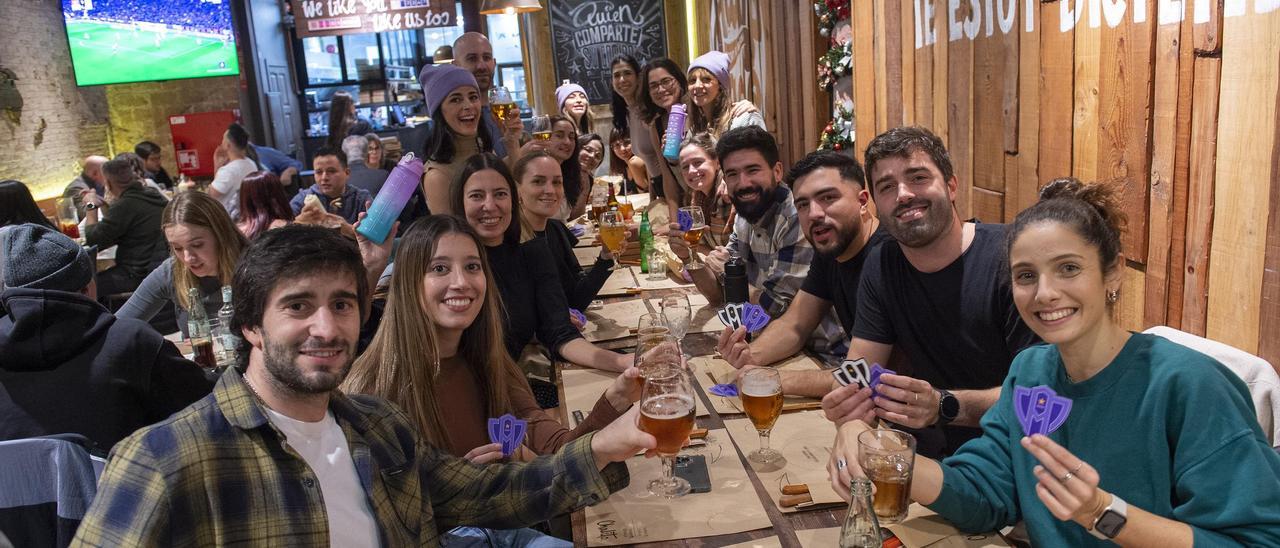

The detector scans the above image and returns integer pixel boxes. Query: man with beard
[670,126,848,361]
[715,150,892,390]
[452,32,522,160]
[72,225,658,547]
[820,126,1039,457]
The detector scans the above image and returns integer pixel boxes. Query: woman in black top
[451,153,630,373]
[514,151,614,311]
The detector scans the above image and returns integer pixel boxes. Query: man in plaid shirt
[671,126,849,362]
[71,225,657,547]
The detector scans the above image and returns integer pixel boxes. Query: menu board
[291,0,456,38]
[548,0,667,104]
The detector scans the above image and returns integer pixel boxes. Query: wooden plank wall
[851,1,1280,369]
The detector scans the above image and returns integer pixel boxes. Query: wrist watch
[1089,494,1129,539]
[936,388,959,425]
[84,202,98,211]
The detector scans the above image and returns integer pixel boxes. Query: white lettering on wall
[997,0,1016,34]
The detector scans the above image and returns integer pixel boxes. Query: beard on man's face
[259,328,353,395]
[731,184,784,223]
[808,217,859,259]
[880,194,952,248]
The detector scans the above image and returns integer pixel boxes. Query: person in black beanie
[0,223,213,454]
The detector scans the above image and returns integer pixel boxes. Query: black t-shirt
[486,238,583,359]
[801,226,894,335]
[538,220,614,312]
[853,223,1040,454]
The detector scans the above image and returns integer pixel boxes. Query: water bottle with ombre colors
[662,104,687,162]
[356,152,424,244]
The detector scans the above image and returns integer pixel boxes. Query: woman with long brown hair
[235,171,294,240]
[118,191,248,335]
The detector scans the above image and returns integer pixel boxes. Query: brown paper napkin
[723,411,844,512]
[580,299,653,342]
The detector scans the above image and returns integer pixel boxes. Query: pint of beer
[857,428,916,524]
[739,368,784,463]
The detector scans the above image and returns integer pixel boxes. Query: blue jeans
[442,527,572,548]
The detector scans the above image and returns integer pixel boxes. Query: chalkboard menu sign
[549,0,667,105]
[291,0,456,38]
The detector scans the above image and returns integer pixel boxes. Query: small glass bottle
[187,288,215,370]
[216,285,237,365]
[839,478,883,548]
[638,211,653,273]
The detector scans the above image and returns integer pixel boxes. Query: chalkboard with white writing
[548,0,667,105]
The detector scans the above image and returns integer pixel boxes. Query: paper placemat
[561,368,708,420]
[648,293,725,335]
[885,504,1011,548]
[723,411,843,512]
[581,299,652,342]
[795,527,840,547]
[691,355,826,415]
[575,245,602,267]
[627,265,695,290]
[721,535,782,548]
[597,267,640,297]
[582,429,772,546]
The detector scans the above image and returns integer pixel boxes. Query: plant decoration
[814,0,851,38]
[818,104,853,152]
[817,41,852,90]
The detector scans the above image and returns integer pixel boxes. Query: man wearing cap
[453,32,522,159]
[0,223,213,453]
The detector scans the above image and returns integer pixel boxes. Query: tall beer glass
[739,368,783,463]
[638,367,696,497]
[857,428,916,524]
[677,206,706,269]
[633,334,681,391]
[598,210,626,270]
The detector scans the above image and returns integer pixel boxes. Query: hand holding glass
[857,428,916,524]
[638,367,696,497]
[678,206,707,269]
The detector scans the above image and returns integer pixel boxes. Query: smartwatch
[1089,494,1129,540]
[84,202,98,211]
[936,388,959,425]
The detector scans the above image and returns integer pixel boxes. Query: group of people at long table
[1,29,1278,548]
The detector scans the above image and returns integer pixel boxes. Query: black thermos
[722,251,750,339]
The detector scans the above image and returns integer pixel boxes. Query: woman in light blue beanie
[687,50,765,139]
[418,63,500,216]
[555,80,593,135]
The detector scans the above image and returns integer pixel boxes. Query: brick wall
[0,1,240,201]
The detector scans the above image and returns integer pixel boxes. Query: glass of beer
[531,114,552,141]
[739,368,784,463]
[617,194,635,221]
[488,86,517,121]
[55,197,80,240]
[639,366,697,498]
[598,211,626,270]
[857,428,916,524]
[677,206,706,269]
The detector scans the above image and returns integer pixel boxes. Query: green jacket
[84,185,168,277]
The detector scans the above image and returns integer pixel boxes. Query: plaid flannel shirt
[728,186,849,361]
[70,368,627,547]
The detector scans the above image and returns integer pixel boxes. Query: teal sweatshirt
[929,333,1280,546]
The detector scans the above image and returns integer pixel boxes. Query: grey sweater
[117,258,224,337]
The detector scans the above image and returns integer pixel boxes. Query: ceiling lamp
[479,0,543,15]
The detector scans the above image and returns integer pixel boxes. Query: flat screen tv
[62,0,240,86]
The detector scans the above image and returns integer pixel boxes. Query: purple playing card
[677,209,693,231]
[741,303,770,332]
[569,308,587,326]
[1013,385,1073,437]
[708,383,740,397]
[487,414,528,457]
[868,364,895,393]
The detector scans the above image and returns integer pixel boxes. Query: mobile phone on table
[673,454,712,493]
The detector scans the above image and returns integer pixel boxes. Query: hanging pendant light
[479,0,543,15]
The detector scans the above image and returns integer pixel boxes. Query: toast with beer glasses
[638,365,696,497]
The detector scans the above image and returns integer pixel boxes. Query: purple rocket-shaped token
[1013,385,1073,437]
[708,383,740,397]
[677,209,694,231]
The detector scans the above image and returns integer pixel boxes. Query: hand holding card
[1014,385,1073,437]
[487,414,528,457]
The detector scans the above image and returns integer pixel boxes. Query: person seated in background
[558,80,594,135]
[452,32,522,159]
[364,132,395,170]
[289,146,371,225]
[515,151,617,311]
[578,133,605,182]
[668,126,848,363]
[249,141,303,194]
[134,141,174,189]
[208,123,258,222]
[820,126,1039,458]
[828,178,1280,546]
[0,223,213,453]
[235,171,295,240]
[0,180,56,229]
[71,224,655,546]
[341,135,390,196]
[62,155,108,219]
[451,153,632,373]
[82,157,170,299]
[118,191,247,336]
[717,150,891,392]
[677,133,735,250]
[609,128,649,194]
[686,50,764,139]
[115,152,170,199]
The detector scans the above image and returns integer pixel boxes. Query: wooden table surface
[557,284,846,547]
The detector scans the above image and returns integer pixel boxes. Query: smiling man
[72,225,656,547]
[290,145,371,224]
[820,126,1040,458]
[669,126,848,361]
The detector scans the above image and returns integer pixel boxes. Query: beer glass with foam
[677,206,706,269]
[638,366,696,497]
[598,210,626,270]
[739,368,784,463]
[857,428,916,524]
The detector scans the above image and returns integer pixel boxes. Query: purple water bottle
[355,152,424,244]
[662,103,687,162]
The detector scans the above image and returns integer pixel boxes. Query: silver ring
[836,459,847,470]
[913,392,919,404]
[1059,463,1084,483]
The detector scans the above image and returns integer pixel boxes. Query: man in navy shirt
[289,146,370,225]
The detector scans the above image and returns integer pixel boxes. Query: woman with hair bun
[829,178,1280,546]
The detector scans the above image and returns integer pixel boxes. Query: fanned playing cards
[677,209,693,231]
[717,302,770,333]
[832,359,895,394]
[487,414,528,457]
[1013,385,1073,437]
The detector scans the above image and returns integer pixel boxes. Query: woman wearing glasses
[639,57,689,213]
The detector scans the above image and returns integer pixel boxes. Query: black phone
[673,454,712,493]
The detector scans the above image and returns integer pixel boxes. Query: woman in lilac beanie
[418,63,505,216]
[556,81,593,135]
[687,50,765,139]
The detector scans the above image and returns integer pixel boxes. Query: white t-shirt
[265,407,381,547]
[210,158,257,221]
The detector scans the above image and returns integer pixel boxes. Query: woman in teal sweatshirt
[829,178,1280,546]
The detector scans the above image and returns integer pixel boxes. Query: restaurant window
[487,13,529,114]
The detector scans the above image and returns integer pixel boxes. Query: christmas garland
[817,41,852,90]
[814,0,850,37]
[818,104,853,152]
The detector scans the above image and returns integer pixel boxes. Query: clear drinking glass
[677,206,706,269]
[531,114,552,140]
[857,428,917,524]
[488,86,516,120]
[660,294,691,356]
[638,366,696,498]
[739,368,783,463]
[647,249,668,280]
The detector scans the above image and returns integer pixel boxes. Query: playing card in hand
[487,414,528,457]
[677,209,694,231]
[1013,385,1073,437]
[741,303,770,332]
[717,303,745,329]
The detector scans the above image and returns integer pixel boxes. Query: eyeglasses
[648,76,677,92]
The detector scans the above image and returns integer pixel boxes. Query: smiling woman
[418,63,493,216]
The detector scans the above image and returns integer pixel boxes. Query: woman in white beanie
[556,81,593,135]
[687,50,764,139]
